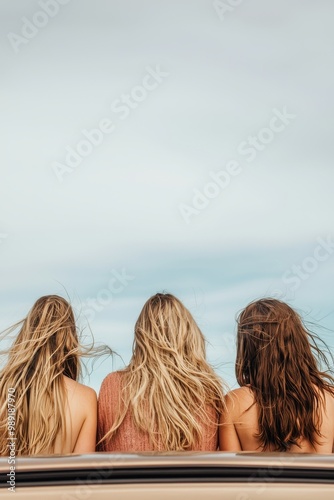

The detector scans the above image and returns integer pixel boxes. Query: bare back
[219,386,334,453]
[53,376,97,454]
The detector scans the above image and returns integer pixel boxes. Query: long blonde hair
[0,295,81,455]
[100,293,226,450]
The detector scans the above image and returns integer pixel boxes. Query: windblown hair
[0,295,82,456]
[100,293,226,450]
[236,298,334,451]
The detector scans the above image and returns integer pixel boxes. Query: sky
[1,0,334,391]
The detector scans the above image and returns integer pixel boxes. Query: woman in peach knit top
[97,293,226,451]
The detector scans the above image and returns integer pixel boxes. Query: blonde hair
[0,295,81,455]
[100,293,226,450]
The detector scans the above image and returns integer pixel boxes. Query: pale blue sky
[1,0,334,391]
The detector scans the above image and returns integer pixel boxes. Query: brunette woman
[219,298,334,452]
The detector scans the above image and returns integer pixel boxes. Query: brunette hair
[236,298,334,451]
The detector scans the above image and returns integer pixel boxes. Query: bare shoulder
[323,387,334,413]
[221,386,254,424]
[63,376,97,403]
[324,387,334,401]
[226,386,253,398]
[223,387,255,419]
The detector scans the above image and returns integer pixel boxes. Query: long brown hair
[100,293,226,450]
[0,295,81,455]
[236,298,334,451]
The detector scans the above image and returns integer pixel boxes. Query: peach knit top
[97,371,219,452]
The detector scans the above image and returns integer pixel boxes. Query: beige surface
[1,452,333,499]
[1,483,334,500]
[1,451,334,472]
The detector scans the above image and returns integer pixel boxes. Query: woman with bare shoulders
[0,295,97,455]
[219,298,334,453]
[97,293,226,451]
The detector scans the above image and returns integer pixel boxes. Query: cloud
[1,0,334,390]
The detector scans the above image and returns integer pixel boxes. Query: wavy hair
[0,295,104,456]
[100,293,226,450]
[236,298,334,451]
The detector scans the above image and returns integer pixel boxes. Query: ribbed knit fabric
[97,371,219,451]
